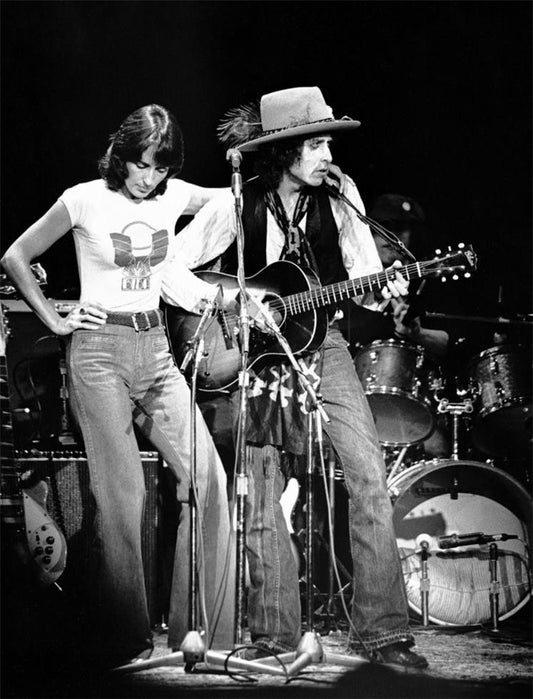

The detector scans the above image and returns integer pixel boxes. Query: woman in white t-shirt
[1,104,233,669]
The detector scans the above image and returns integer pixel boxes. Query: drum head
[390,460,532,625]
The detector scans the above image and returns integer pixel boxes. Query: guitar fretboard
[277,260,428,315]
[1,357,25,531]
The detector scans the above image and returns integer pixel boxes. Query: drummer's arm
[391,298,449,358]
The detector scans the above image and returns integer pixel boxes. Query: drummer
[339,193,450,458]
[340,193,449,356]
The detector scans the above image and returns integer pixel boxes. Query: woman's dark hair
[253,137,306,188]
[98,104,184,197]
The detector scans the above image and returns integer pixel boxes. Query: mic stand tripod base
[111,633,291,677]
[285,631,368,677]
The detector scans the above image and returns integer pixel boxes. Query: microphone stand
[418,541,430,627]
[488,543,501,632]
[241,304,368,677]
[113,305,292,677]
[324,184,417,263]
[114,156,293,678]
[226,148,253,648]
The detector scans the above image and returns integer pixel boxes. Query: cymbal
[423,311,533,326]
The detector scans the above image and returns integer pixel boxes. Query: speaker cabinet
[15,450,163,626]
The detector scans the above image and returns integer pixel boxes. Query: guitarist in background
[343,193,449,357]
[162,87,428,668]
[342,193,451,459]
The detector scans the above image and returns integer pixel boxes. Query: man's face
[287,136,333,188]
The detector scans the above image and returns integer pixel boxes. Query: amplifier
[15,450,164,626]
[2,301,77,450]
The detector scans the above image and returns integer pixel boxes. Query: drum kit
[353,336,533,627]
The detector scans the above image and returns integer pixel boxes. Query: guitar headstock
[424,243,477,282]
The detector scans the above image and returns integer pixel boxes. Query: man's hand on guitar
[379,260,409,300]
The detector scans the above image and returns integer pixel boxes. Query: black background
[2,0,531,328]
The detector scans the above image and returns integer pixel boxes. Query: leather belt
[106,309,162,332]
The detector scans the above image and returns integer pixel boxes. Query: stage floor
[4,616,531,699]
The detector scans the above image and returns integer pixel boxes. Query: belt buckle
[132,311,150,332]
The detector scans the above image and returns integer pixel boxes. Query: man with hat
[163,87,428,668]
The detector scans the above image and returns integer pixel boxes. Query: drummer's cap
[369,194,426,226]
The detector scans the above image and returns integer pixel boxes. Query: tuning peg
[458,242,465,249]
[448,245,452,251]
[435,248,442,255]
[441,277,447,283]
[464,272,471,279]
[452,274,459,280]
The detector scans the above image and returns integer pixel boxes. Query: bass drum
[354,339,441,447]
[388,459,532,626]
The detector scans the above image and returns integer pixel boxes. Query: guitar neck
[283,260,431,313]
[1,356,25,534]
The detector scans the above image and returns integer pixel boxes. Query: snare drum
[388,459,532,626]
[354,339,442,447]
[468,345,532,456]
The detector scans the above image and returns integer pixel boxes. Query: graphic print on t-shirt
[110,222,169,291]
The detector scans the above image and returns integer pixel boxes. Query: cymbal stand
[436,396,473,460]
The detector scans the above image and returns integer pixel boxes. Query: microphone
[438,532,519,549]
[179,288,221,373]
[415,533,436,551]
[226,148,242,198]
[226,148,242,169]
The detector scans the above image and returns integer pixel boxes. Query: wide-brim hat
[218,87,360,152]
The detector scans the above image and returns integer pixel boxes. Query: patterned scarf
[245,188,324,455]
[265,188,317,271]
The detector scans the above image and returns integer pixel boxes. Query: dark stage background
[2,0,532,340]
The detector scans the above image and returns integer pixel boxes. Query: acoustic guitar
[165,245,477,392]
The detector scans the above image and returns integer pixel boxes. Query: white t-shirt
[60,178,217,312]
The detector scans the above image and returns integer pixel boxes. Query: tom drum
[354,339,442,447]
[468,345,532,457]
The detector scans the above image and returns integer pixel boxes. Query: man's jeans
[67,323,234,658]
[321,326,412,650]
[241,324,412,651]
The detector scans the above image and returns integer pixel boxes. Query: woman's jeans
[67,323,235,659]
[240,325,412,651]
